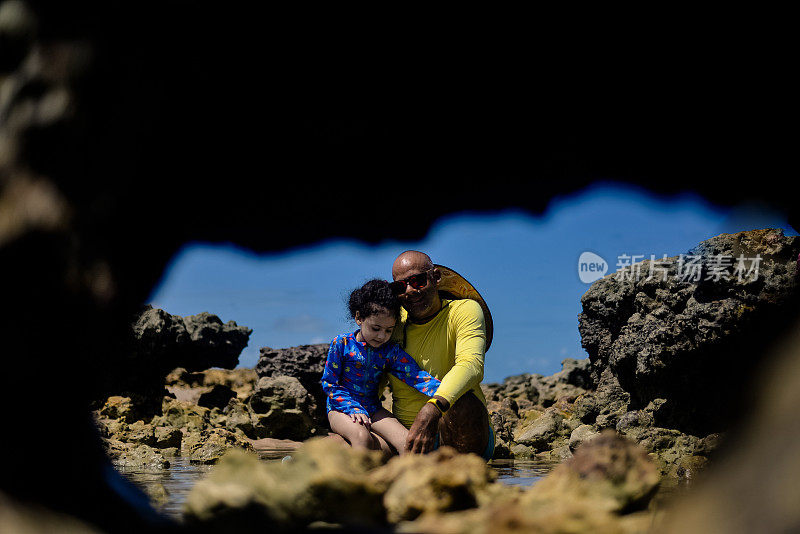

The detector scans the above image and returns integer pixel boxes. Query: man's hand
[351,413,372,428]
[405,398,447,454]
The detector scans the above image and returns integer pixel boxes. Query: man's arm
[427,300,486,405]
[405,300,486,453]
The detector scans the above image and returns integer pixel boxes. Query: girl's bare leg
[328,411,379,450]
[369,407,411,455]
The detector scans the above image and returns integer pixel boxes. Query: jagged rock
[486,398,518,459]
[570,424,600,451]
[254,344,329,425]
[109,443,170,471]
[153,398,209,432]
[153,427,182,449]
[125,421,155,446]
[530,441,573,463]
[696,433,724,456]
[130,307,252,372]
[96,306,253,415]
[184,439,516,531]
[559,358,593,389]
[160,447,180,458]
[98,396,142,424]
[367,446,502,523]
[185,428,255,464]
[615,410,654,440]
[509,443,535,459]
[483,374,539,405]
[254,408,316,442]
[184,437,385,530]
[483,358,591,411]
[399,431,659,534]
[573,392,600,424]
[527,430,660,513]
[513,407,564,451]
[486,398,519,423]
[181,430,203,455]
[659,313,800,533]
[249,376,315,413]
[671,455,708,480]
[255,344,328,383]
[579,229,800,436]
[198,384,237,409]
[637,428,701,475]
[248,376,319,439]
[492,439,512,460]
[592,369,632,429]
[222,398,259,439]
[94,416,127,440]
[167,367,257,395]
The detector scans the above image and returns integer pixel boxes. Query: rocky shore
[485,228,800,479]
[94,310,328,472]
[90,228,800,529]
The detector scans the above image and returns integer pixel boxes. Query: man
[387,250,493,459]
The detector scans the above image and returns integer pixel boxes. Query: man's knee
[438,391,490,455]
[445,390,485,419]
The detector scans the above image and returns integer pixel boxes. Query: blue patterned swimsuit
[321,329,441,416]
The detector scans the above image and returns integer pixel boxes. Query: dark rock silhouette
[98,306,252,416]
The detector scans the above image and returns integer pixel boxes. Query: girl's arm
[386,344,441,397]
[321,336,369,415]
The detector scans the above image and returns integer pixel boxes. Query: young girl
[321,279,441,454]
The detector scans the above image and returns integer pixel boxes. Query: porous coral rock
[184,437,385,530]
[367,446,507,523]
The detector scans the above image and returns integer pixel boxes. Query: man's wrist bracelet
[427,397,447,414]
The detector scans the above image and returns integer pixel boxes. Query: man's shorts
[432,423,495,462]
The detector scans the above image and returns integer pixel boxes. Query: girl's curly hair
[348,279,400,320]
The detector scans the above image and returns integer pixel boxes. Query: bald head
[391,250,442,321]
[392,250,433,279]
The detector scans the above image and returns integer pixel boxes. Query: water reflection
[488,459,557,487]
[118,457,214,520]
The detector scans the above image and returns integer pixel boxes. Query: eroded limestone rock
[184,437,385,530]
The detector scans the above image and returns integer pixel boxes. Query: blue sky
[149,182,797,383]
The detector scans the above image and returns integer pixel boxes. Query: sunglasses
[389,270,432,295]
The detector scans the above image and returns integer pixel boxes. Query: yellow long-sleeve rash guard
[386,299,487,428]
